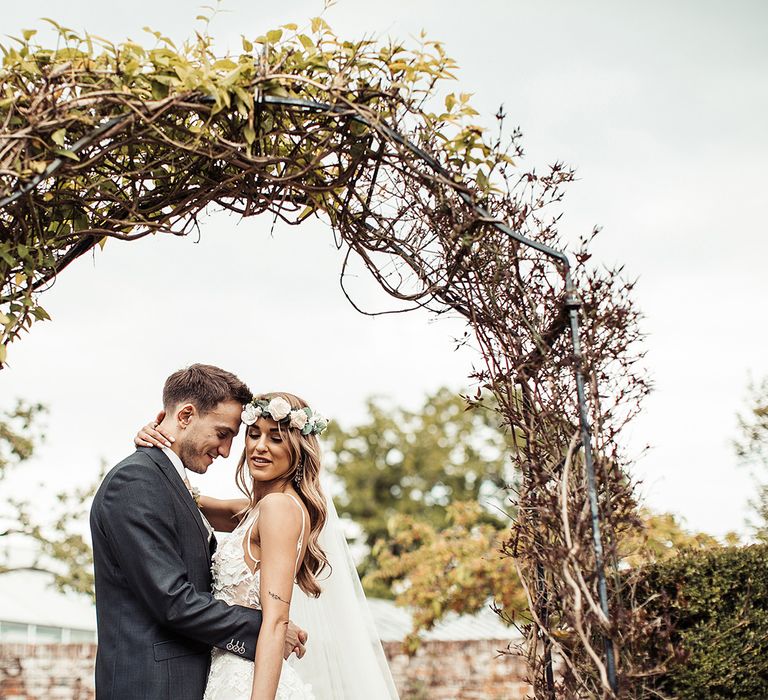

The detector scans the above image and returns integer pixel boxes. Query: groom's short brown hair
[162,363,251,414]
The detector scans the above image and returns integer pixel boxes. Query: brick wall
[0,641,531,699]
[383,639,532,700]
[0,644,95,700]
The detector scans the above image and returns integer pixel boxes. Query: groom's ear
[176,403,196,428]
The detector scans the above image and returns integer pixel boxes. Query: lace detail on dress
[206,648,315,700]
[203,495,313,700]
[210,508,263,609]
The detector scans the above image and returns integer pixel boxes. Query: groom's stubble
[168,399,243,474]
[176,432,208,474]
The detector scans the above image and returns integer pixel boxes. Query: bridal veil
[287,493,400,699]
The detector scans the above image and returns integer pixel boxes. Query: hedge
[633,544,768,699]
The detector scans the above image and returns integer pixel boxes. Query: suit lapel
[138,447,211,555]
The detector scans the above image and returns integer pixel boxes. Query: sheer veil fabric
[287,493,400,699]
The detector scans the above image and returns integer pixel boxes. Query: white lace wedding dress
[203,495,315,700]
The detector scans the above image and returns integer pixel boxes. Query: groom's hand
[283,621,308,660]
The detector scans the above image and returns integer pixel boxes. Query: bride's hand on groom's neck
[134,410,173,449]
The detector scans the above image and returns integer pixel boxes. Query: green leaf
[51,128,66,147]
[298,34,314,50]
[213,58,238,71]
[297,205,315,222]
[40,18,63,31]
[53,148,80,161]
[243,125,256,145]
[32,306,51,321]
[151,81,168,100]
[266,29,283,44]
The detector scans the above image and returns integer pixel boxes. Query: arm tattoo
[268,590,290,605]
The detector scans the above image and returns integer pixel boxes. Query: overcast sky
[1,0,767,541]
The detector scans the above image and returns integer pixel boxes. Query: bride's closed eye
[248,428,284,443]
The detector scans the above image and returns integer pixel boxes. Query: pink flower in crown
[267,397,292,422]
[289,409,309,431]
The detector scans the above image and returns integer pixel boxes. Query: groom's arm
[98,458,263,658]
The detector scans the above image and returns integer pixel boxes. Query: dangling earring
[294,457,304,486]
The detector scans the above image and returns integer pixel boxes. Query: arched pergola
[0,19,650,697]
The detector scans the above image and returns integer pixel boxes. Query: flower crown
[241,396,329,436]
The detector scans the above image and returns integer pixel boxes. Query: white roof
[0,571,516,642]
[366,598,517,643]
[0,571,96,631]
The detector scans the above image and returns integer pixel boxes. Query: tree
[325,387,513,548]
[621,509,732,566]
[0,400,97,596]
[366,500,524,651]
[0,399,42,477]
[368,500,727,647]
[734,377,768,542]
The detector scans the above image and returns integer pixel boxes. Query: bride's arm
[133,419,249,532]
[198,495,249,532]
[250,493,304,700]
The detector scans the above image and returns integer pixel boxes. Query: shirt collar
[161,445,186,483]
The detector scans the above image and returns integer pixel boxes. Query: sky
[1,0,767,541]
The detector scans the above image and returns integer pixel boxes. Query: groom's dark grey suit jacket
[89,446,262,700]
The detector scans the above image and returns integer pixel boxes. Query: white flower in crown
[267,396,292,422]
[290,409,309,431]
[241,403,260,425]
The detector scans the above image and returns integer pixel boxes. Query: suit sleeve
[99,459,262,657]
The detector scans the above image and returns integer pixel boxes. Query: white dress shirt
[161,446,213,542]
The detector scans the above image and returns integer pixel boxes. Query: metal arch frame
[0,93,618,694]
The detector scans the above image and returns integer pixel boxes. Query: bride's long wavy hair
[235,391,329,597]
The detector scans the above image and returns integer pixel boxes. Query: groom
[90,364,306,699]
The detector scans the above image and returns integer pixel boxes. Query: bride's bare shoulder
[258,492,304,523]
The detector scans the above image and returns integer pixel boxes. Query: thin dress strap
[244,508,261,565]
[243,494,306,574]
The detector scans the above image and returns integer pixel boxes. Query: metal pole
[565,274,619,695]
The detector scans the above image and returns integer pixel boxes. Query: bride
[137,391,399,700]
